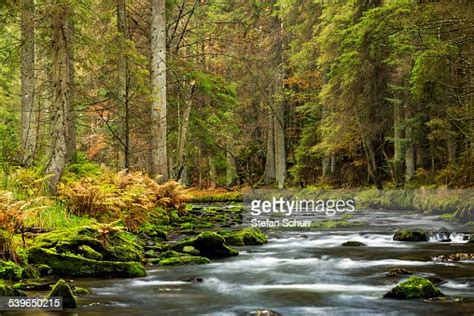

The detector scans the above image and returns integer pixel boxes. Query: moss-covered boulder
[27,225,145,278]
[0,281,27,296]
[393,229,429,242]
[31,225,143,263]
[48,279,77,308]
[151,250,210,265]
[218,228,267,246]
[182,246,200,255]
[185,232,238,258]
[341,241,367,247]
[0,260,24,280]
[383,277,443,299]
[77,245,103,260]
[28,247,145,278]
[73,286,92,295]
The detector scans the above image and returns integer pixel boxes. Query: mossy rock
[182,246,200,255]
[138,224,167,240]
[156,256,210,266]
[386,267,413,277]
[341,241,367,247]
[48,279,77,308]
[218,228,267,246]
[78,245,103,260]
[0,260,24,280]
[0,281,27,296]
[393,229,429,242]
[30,225,143,263]
[188,232,238,258]
[28,247,146,278]
[383,276,443,299]
[13,280,54,291]
[73,286,92,295]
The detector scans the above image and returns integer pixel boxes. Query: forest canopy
[0,0,472,190]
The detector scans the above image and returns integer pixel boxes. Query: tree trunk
[274,100,286,189]
[405,105,415,181]
[226,150,238,187]
[117,0,130,170]
[66,8,76,163]
[208,155,217,190]
[20,0,36,166]
[393,101,403,181]
[175,83,193,181]
[45,2,72,192]
[447,131,456,163]
[150,0,168,182]
[263,111,276,182]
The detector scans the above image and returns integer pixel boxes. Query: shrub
[57,170,190,231]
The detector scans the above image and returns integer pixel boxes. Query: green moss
[182,246,200,255]
[30,225,143,264]
[384,276,443,299]
[48,279,77,308]
[393,229,429,242]
[73,286,92,295]
[189,192,243,203]
[0,260,24,280]
[0,280,27,296]
[28,247,146,278]
[218,228,267,246]
[77,245,102,260]
[191,232,239,258]
[157,256,210,265]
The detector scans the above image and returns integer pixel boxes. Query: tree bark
[45,2,72,192]
[117,0,130,170]
[263,111,276,181]
[20,0,36,166]
[226,150,238,187]
[150,0,168,182]
[66,8,76,163]
[393,101,403,181]
[405,105,415,181]
[175,83,193,181]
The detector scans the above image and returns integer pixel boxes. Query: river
[7,206,474,315]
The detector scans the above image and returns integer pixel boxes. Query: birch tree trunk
[45,2,72,192]
[150,0,168,182]
[20,0,36,166]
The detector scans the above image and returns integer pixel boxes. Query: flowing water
[6,207,474,315]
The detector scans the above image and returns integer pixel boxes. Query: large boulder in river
[28,225,146,278]
[48,279,77,308]
[393,229,429,242]
[218,228,268,246]
[384,276,443,299]
[174,232,239,259]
